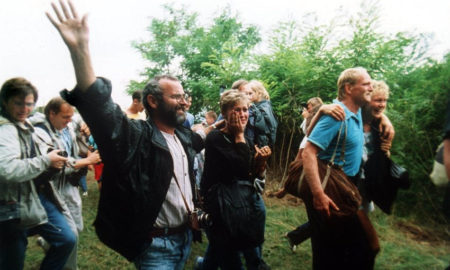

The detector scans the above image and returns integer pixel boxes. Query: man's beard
[157,101,186,127]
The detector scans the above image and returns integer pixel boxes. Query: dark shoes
[258,259,271,270]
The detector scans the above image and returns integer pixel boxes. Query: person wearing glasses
[46,1,218,268]
[0,77,75,270]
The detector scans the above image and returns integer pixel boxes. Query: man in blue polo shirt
[302,67,374,269]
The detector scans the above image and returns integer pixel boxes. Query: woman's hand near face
[227,111,246,143]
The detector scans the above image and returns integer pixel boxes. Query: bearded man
[47,1,213,269]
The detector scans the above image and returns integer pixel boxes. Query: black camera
[188,209,212,230]
[58,150,68,157]
[196,209,212,228]
[47,148,68,157]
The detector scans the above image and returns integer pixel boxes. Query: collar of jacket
[146,117,192,152]
[0,115,34,132]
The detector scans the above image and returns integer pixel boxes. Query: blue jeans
[79,174,88,193]
[134,229,192,270]
[29,195,77,270]
[0,195,76,270]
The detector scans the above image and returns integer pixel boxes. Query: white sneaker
[36,236,50,253]
[285,233,297,252]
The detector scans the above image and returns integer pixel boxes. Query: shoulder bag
[284,121,362,219]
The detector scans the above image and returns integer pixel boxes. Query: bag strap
[295,121,348,193]
[329,121,347,166]
[172,173,193,214]
[321,121,347,189]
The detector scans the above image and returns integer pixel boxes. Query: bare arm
[302,141,339,217]
[379,113,395,141]
[306,104,345,136]
[72,150,101,169]
[444,139,450,180]
[253,145,271,178]
[46,0,95,91]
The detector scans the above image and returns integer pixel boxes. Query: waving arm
[46,0,95,91]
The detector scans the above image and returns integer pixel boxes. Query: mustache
[176,104,186,112]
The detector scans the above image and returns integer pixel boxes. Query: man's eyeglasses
[13,101,35,108]
[164,93,189,102]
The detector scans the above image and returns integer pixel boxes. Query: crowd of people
[1,1,449,270]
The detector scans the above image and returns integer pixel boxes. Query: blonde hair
[337,67,368,100]
[371,80,390,99]
[220,90,249,115]
[231,79,248,91]
[247,80,270,102]
[307,97,323,108]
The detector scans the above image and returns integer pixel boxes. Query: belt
[149,224,188,239]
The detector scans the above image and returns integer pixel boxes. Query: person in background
[73,117,90,197]
[31,97,101,270]
[204,110,217,127]
[243,80,278,149]
[281,97,324,251]
[231,79,249,92]
[443,93,450,219]
[0,77,73,270]
[183,93,195,128]
[125,90,146,120]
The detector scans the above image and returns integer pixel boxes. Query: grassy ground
[24,173,449,269]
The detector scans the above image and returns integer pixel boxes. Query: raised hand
[46,0,95,90]
[46,0,89,51]
[254,145,271,176]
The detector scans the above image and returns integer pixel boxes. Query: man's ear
[344,83,352,96]
[147,95,158,110]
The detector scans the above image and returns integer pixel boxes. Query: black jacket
[364,122,409,214]
[61,78,203,261]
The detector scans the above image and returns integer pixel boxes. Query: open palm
[46,0,89,50]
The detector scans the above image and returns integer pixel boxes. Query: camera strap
[172,173,192,215]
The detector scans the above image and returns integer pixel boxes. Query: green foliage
[129,5,260,113]
[128,1,448,221]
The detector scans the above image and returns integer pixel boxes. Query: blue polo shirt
[308,100,363,176]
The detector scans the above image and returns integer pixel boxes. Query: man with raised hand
[302,67,375,269]
[47,1,209,268]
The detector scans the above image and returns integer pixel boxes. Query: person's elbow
[302,142,319,161]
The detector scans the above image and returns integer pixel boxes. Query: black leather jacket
[62,78,203,261]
